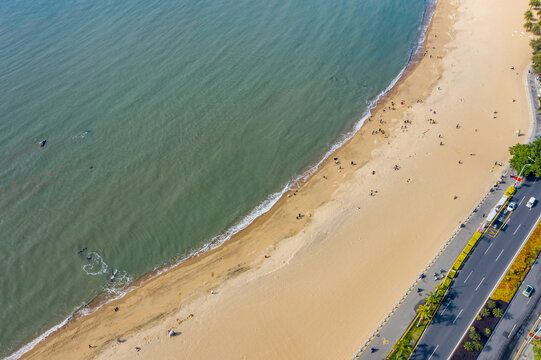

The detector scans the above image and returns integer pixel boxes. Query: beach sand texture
[21,0,533,359]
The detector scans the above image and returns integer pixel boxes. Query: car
[507,202,517,212]
[523,285,534,297]
[527,197,536,209]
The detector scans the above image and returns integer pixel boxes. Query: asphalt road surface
[411,178,541,360]
[478,242,541,359]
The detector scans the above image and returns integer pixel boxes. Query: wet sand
[21,0,533,359]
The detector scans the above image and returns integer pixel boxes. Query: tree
[469,326,481,341]
[509,137,541,177]
[392,339,412,359]
[487,300,496,309]
[534,23,541,35]
[527,10,535,21]
[416,304,432,326]
[526,21,535,31]
[493,308,504,318]
[480,308,490,318]
[531,0,541,8]
[485,328,492,336]
[464,342,476,352]
[426,290,440,307]
[472,341,484,351]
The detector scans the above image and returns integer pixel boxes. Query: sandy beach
[20,0,533,359]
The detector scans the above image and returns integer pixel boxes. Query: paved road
[410,179,541,360]
[478,249,541,359]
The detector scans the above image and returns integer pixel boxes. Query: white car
[527,197,536,209]
[507,202,517,212]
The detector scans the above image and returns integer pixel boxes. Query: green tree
[426,290,440,307]
[493,308,504,318]
[416,304,432,326]
[464,342,475,352]
[480,308,491,318]
[527,10,535,21]
[527,21,535,31]
[531,0,541,8]
[392,339,412,359]
[485,328,491,336]
[509,138,541,177]
[469,326,481,341]
[534,23,541,35]
[487,300,496,309]
[472,341,483,351]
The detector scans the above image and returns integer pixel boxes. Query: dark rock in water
[39,139,47,147]
[89,166,95,170]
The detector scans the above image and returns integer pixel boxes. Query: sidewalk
[354,69,541,360]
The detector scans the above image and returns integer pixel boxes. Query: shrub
[476,315,482,321]
[487,300,496,309]
[485,328,491,336]
[469,327,481,341]
[493,308,504,318]
[480,308,490,318]
[464,342,475,352]
[472,341,483,351]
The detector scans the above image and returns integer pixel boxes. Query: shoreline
[4,2,439,359]
[16,0,535,359]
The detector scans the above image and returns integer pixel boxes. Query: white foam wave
[82,252,108,276]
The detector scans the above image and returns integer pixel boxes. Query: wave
[3,1,438,359]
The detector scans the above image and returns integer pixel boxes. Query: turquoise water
[0,0,430,357]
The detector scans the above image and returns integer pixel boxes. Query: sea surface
[0,0,431,357]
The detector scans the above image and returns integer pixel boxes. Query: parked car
[507,202,517,212]
[523,285,534,297]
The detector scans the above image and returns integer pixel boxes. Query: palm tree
[526,10,534,21]
[526,21,534,31]
[537,8,541,16]
[534,23,541,35]
[426,291,439,307]
[416,304,432,326]
[531,0,541,9]
[392,339,412,359]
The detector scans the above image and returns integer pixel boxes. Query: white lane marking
[428,345,439,360]
[453,309,463,324]
[441,302,450,315]
[484,243,493,254]
[514,224,522,235]
[528,296,533,304]
[464,270,474,283]
[496,249,505,262]
[509,324,517,338]
[475,277,486,291]
[519,196,526,206]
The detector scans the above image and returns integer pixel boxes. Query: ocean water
[0,0,430,357]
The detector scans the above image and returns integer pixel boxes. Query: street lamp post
[513,157,536,188]
[513,164,532,188]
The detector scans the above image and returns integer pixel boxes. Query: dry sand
[21,0,533,359]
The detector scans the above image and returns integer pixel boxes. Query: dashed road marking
[475,277,485,291]
[509,324,517,338]
[453,309,463,324]
[519,196,526,206]
[514,224,522,235]
[484,243,493,254]
[464,270,474,283]
[496,249,505,262]
[428,345,439,360]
